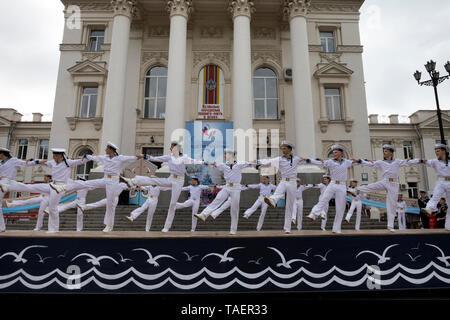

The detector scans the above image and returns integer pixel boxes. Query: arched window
[144,66,167,119]
[253,68,278,119]
[76,148,93,179]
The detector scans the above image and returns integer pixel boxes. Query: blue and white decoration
[0,234,449,293]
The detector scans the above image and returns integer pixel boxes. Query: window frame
[76,148,94,180]
[253,67,279,120]
[87,29,105,52]
[402,141,414,159]
[324,87,343,120]
[143,66,168,119]
[17,139,28,160]
[319,30,336,53]
[38,139,49,160]
[79,86,98,118]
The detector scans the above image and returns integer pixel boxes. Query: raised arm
[399,158,422,167]
[181,186,190,192]
[257,157,278,167]
[306,158,324,167]
[85,154,104,163]
[66,158,88,167]
[119,155,139,163]
[147,155,171,163]
[246,184,261,189]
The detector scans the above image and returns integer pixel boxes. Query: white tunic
[258,156,305,178]
[396,200,407,213]
[348,187,366,201]
[215,162,251,184]
[0,157,35,179]
[295,184,313,198]
[309,158,355,181]
[181,185,210,200]
[141,185,171,197]
[247,183,276,196]
[86,154,137,176]
[77,189,88,199]
[315,183,328,197]
[360,158,421,179]
[44,159,85,182]
[148,154,204,177]
[425,159,450,178]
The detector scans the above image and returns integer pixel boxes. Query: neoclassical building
[50,0,371,181]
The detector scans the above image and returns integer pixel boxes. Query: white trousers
[201,186,241,233]
[292,199,304,230]
[357,180,398,230]
[0,190,6,231]
[2,196,46,232]
[176,198,200,231]
[57,199,86,231]
[84,198,108,210]
[320,203,330,229]
[130,198,158,232]
[134,175,184,230]
[9,197,43,207]
[345,200,362,230]
[244,196,269,231]
[311,182,347,233]
[69,177,123,230]
[211,197,231,219]
[268,180,297,233]
[426,181,450,213]
[397,210,406,230]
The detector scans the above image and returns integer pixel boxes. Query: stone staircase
[5,204,391,232]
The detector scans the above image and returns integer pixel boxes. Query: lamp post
[414,60,450,145]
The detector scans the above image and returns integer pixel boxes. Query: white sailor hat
[323,174,331,178]
[51,148,66,154]
[224,148,236,155]
[280,141,294,149]
[170,141,180,146]
[382,144,395,152]
[0,147,11,153]
[350,179,358,183]
[107,141,119,151]
[419,189,427,193]
[434,143,449,151]
[331,144,345,152]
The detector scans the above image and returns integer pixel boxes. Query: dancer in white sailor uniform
[243,176,276,231]
[396,193,407,230]
[291,180,314,230]
[257,141,306,234]
[209,184,248,220]
[121,141,204,233]
[420,143,450,230]
[55,142,141,233]
[0,148,86,233]
[0,147,41,232]
[5,174,52,231]
[306,144,358,234]
[125,185,171,232]
[77,182,128,212]
[175,178,212,232]
[344,179,366,231]
[314,175,331,231]
[194,149,252,235]
[354,144,421,232]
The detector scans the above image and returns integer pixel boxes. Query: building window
[144,67,167,119]
[435,139,448,145]
[17,139,28,160]
[407,182,418,199]
[76,149,93,179]
[403,141,414,159]
[325,88,342,120]
[80,87,98,118]
[320,31,335,53]
[88,30,105,52]
[143,147,163,169]
[253,68,278,119]
[257,147,273,159]
[38,139,49,160]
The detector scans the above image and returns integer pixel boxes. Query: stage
[0,229,449,294]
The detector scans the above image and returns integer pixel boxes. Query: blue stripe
[2,194,77,214]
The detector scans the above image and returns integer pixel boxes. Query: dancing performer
[314,175,331,231]
[291,180,314,230]
[257,141,306,234]
[396,193,407,230]
[121,141,204,233]
[209,184,248,220]
[344,179,366,231]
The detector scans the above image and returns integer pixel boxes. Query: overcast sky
[0,0,449,122]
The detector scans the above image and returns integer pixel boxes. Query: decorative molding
[147,25,170,38]
[318,118,329,133]
[65,3,112,11]
[309,3,361,13]
[60,44,86,51]
[253,27,276,40]
[344,119,354,133]
[308,44,322,52]
[313,61,353,79]
[337,45,364,53]
[283,0,311,20]
[319,52,342,64]
[65,117,103,131]
[81,52,104,62]
[141,51,169,65]
[200,26,223,38]
[251,51,282,66]
[229,0,255,19]
[67,60,108,78]
[193,51,231,69]
[166,0,193,19]
[111,0,137,18]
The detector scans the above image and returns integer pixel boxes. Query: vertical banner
[186,121,233,205]
[197,65,225,119]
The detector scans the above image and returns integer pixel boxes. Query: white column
[229,0,254,133]
[163,0,192,154]
[99,0,136,151]
[285,0,316,158]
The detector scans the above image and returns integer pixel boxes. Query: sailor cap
[323,174,331,178]
[224,148,236,155]
[107,141,119,151]
[280,141,294,149]
[434,143,449,151]
[419,189,427,193]
[0,147,11,153]
[382,144,395,152]
[331,144,345,152]
[349,179,358,183]
[51,148,66,154]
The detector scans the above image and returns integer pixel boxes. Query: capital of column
[110,0,137,19]
[283,0,311,20]
[166,0,193,19]
[228,0,255,19]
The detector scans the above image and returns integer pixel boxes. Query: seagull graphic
[314,249,332,262]
[299,248,312,257]
[133,248,177,267]
[0,245,47,263]
[425,243,450,267]
[117,253,133,263]
[355,244,399,264]
[405,253,421,262]
[183,252,199,262]
[58,251,68,258]
[248,257,263,265]
[201,247,244,263]
[268,247,309,269]
[35,254,52,263]
[71,253,119,266]
[411,243,420,250]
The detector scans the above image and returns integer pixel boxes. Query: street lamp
[413,60,450,145]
